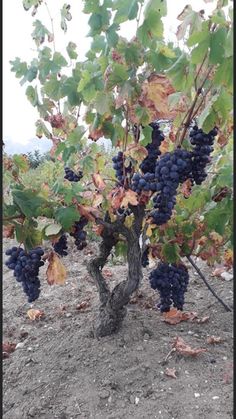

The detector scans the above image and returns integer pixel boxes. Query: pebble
[27,347,33,352]
[143,333,150,341]
[15,342,25,349]
[99,389,110,399]
[136,346,143,351]
[28,407,38,417]
[194,393,200,398]
[65,313,72,318]
[188,331,194,335]
[212,396,220,400]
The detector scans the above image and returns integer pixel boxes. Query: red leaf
[2,342,16,354]
[27,309,45,320]
[163,309,198,325]
[172,336,207,356]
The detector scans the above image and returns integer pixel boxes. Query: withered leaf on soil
[206,336,224,344]
[172,336,207,356]
[76,301,91,311]
[46,251,67,285]
[162,308,198,325]
[165,368,177,379]
[27,309,45,320]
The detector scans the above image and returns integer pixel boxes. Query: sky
[3,0,217,154]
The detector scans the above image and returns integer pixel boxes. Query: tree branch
[187,255,231,312]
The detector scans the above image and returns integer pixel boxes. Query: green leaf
[67,126,86,146]
[213,57,233,90]
[61,77,82,106]
[35,119,51,139]
[44,223,62,237]
[106,63,129,89]
[197,94,219,128]
[114,0,139,24]
[137,12,163,45]
[191,39,209,64]
[26,85,39,106]
[66,42,78,59]
[141,126,152,146]
[225,27,233,58]
[43,75,61,101]
[91,35,106,52]
[209,27,227,65]
[10,57,28,78]
[82,155,94,174]
[213,90,232,121]
[94,91,113,115]
[12,155,29,172]
[23,0,41,11]
[144,0,167,17]
[106,23,119,47]
[61,4,72,33]
[114,241,128,260]
[162,243,181,264]
[82,83,97,102]
[15,221,42,252]
[187,27,210,47]
[12,189,48,218]
[55,206,80,230]
[53,52,68,68]
[31,19,52,46]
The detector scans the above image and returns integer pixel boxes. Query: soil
[3,237,234,419]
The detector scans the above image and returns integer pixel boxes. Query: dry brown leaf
[2,342,16,354]
[212,186,231,202]
[195,316,209,324]
[3,225,15,238]
[223,362,233,384]
[206,336,224,344]
[211,266,226,277]
[181,179,193,198]
[224,249,233,268]
[121,189,139,207]
[92,192,104,208]
[76,301,91,311]
[172,336,207,357]
[209,231,224,246]
[88,127,104,141]
[50,137,62,160]
[138,190,152,205]
[82,191,94,200]
[197,236,208,246]
[92,224,104,236]
[92,173,106,191]
[165,368,177,379]
[125,144,148,162]
[27,309,45,320]
[77,204,101,221]
[163,309,198,325]
[159,139,170,154]
[46,251,67,285]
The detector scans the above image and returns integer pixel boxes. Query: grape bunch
[64,167,83,182]
[5,246,44,303]
[131,172,157,194]
[70,217,88,250]
[141,247,149,267]
[112,151,132,185]
[140,123,165,174]
[149,262,189,312]
[190,126,217,185]
[151,149,193,225]
[53,234,68,257]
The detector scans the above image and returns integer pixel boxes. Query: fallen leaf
[163,309,198,325]
[27,309,45,320]
[46,251,67,285]
[92,173,106,191]
[195,316,210,324]
[165,367,177,379]
[223,362,233,384]
[76,301,91,311]
[211,266,226,277]
[207,336,224,344]
[2,342,16,354]
[172,336,207,356]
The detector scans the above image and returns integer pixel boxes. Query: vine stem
[186,255,231,312]
[3,215,24,222]
[44,1,56,52]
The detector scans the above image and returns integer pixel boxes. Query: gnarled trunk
[87,206,145,337]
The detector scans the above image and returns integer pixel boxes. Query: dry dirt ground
[3,237,233,419]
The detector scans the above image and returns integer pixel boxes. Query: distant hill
[3,136,52,156]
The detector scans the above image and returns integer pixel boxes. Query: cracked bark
[87,206,145,337]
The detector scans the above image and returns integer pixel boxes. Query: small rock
[129,395,135,404]
[99,389,110,399]
[136,346,143,351]
[135,396,140,405]
[143,333,150,341]
[16,342,25,350]
[65,313,72,318]
[28,407,38,417]
[188,331,194,335]
[210,359,216,364]
[212,396,220,400]
[194,393,200,398]
[27,347,33,352]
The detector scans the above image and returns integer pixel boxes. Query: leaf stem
[186,255,231,312]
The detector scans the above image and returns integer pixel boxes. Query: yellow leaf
[46,251,67,285]
[146,224,156,237]
[27,309,45,320]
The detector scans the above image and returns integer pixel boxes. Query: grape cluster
[140,123,165,174]
[112,151,132,185]
[131,172,157,193]
[70,217,88,250]
[5,246,44,303]
[141,247,149,267]
[53,234,68,257]
[151,149,192,225]
[149,262,189,312]
[64,167,83,182]
[190,126,217,185]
